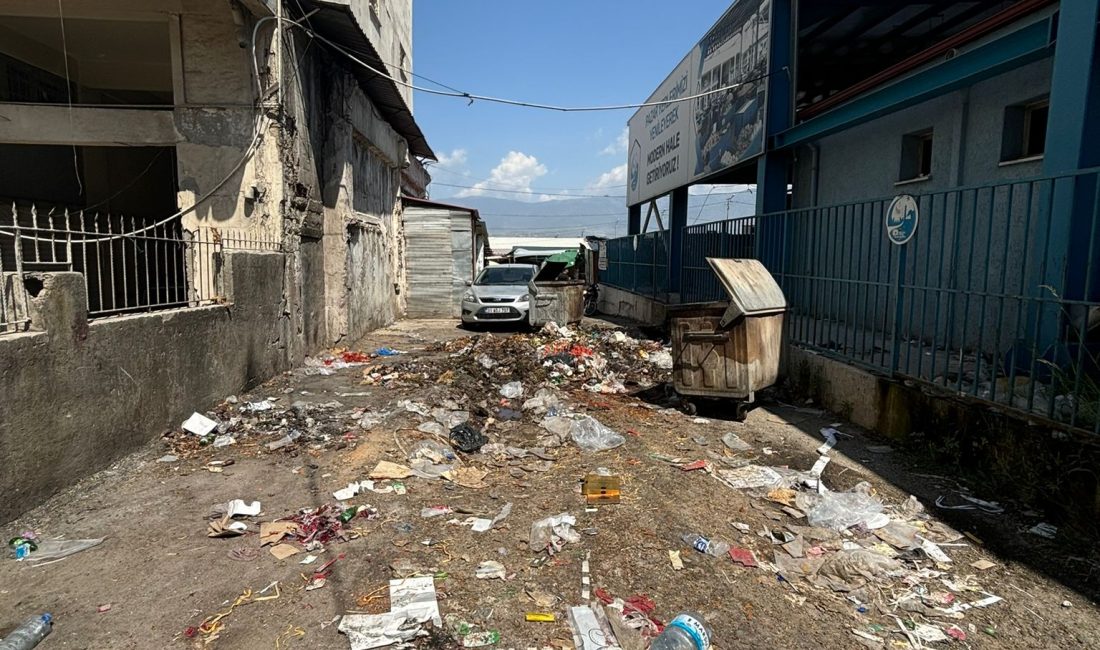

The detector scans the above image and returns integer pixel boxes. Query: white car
[461,264,538,326]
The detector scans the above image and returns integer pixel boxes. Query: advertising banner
[627,0,771,206]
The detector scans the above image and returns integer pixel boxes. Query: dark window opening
[0,144,185,316]
[0,15,173,106]
[1002,98,1049,162]
[899,130,933,182]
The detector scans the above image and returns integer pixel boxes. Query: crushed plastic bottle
[650,611,712,650]
[0,613,53,650]
[681,533,729,558]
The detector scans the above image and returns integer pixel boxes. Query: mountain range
[434,193,756,238]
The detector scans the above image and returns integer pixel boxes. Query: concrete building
[0,0,436,522]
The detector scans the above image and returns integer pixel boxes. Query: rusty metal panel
[672,309,783,399]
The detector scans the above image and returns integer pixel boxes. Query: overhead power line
[295,20,781,113]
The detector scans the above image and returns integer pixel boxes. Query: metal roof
[299,0,436,160]
[797,0,1037,116]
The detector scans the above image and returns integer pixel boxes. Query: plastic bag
[529,513,580,553]
[805,482,884,531]
[818,549,902,583]
[568,416,625,452]
[540,415,573,437]
[500,381,524,399]
[449,423,488,453]
[408,440,456,464]
[417,421,446,436]
[522,388,560,413]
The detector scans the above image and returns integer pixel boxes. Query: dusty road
[2,319,1098,649]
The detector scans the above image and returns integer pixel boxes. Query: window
[1001,98,1049,162]
[899,130,933,182]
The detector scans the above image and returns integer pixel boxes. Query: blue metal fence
[605,169,1100,435]
[601,231,669,299]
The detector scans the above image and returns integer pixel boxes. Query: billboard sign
[627,0,771,206]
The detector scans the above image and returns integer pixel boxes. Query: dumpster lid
[707,257,786,327]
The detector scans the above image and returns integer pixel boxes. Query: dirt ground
[2,318,1099,649]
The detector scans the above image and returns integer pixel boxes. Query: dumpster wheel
[735,401,751,422]
[679,399,697,416]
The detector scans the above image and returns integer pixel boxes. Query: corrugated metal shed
[404,197,486,318]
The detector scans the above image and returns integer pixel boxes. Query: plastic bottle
[650,611,712,650]
[681,533,730,557]
[0,613,53,650]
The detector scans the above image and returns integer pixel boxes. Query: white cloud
[432,148,469,173]
[587,164,627,193]
[457,150,548,201]
[600,128,629,156]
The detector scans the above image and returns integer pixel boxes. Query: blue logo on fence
[886,194,918,245]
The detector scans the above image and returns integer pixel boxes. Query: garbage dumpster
[527,248,585,327]
[670,258,786,419]
[528,280,585,326]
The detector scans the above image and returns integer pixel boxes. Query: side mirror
[465,280,472,286]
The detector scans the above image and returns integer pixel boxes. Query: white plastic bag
[568,416,625,452]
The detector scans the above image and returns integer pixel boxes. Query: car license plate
[484,307,509,314]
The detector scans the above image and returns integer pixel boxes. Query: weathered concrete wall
[0,251,294,524]
[597,284,668,326]
[317,71,407,344]
[782,344,1100,534]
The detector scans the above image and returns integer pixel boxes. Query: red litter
[947,626,967,641]
[680,460,708,472]
[729,547,759,568]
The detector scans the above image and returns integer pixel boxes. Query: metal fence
[604,169,1100,435]
[1,203,281,333]
[600,231,669,299]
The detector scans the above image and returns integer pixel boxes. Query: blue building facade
[607,0,1100,434]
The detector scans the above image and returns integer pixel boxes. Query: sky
[411,1,735,204]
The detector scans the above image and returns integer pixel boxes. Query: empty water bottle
[650,611,712,650]
[0,613,52,650]
[681,533,729,557]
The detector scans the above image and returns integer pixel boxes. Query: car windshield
[475,266,534,286]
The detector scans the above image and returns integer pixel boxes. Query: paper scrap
[339,577,441,649]
[816,427,838,455]
[182,412,218,436]
[669,550,684,570]
[568,605,616,650]
[941,594,1003,614]
[226,499,261,518]
[475,560,506,580]
[729,546,759,567]
[333,482,362,501]
[260,521,299,546]
[269,543,301,560]
[299,554,319,565]
[370,461,414,480]
[448,466,490,489]
[715,464,782,489]
[970,559,996,571]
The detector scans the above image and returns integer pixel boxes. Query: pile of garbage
[422,322,672,395]
[669,426,1007,646]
